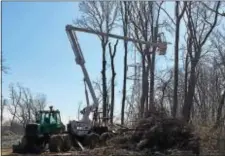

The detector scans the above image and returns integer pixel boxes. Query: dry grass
[195,124,225,155]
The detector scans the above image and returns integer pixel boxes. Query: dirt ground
[1,148,73,156]
[1,148,12,156]
[1,147,143,156]
[1,138,223,156]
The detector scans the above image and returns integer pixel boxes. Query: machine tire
[84,133,100,149]
[21,136,28,148]
[13,136,42,154]
[61,134,72,152]
[100,132,114,143]
[12,136,27,154]
[49,135,63,152]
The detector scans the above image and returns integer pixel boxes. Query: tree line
[1,55,46,129]
[1,1,225,132]
[74,1,225,129]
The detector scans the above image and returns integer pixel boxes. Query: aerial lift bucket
[156,31,168,55]
[157,42,167,55]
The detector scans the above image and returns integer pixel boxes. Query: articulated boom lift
[65,24,171,134]
[66,25,99,126]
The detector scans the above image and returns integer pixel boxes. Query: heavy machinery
[64,24,171,149]
[64,25,112,150]
[12,106,67,153]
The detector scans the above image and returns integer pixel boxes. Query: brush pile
[104,111,200,155]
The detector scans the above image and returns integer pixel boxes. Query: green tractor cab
[13,106,65,154]
[36,106,65,134]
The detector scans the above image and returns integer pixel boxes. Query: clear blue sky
[2,2,177,123]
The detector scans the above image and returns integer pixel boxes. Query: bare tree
[120,1,130,125]
[1,98,7,123]
[210,29,225,128]
[160,2,187,118]
[32,94,47,117]
[215,90,225,129]
[172,2,187,118]
[8,83,22,127]
[128,2,164,117]
[7,83,47,128]
[75,1,118,124]
[1,52,10,123]
[148,2,163,113]
[182,1,221,122]
[201,2,225,17]
[92,78,111,121]
[156,70,173,110]
[108,39,119,124]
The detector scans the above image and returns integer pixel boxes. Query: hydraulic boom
[65,24,171,124]
[66,25,99,110]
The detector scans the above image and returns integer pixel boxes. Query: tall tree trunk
[146,55,151,112]
[173,2,180,118]
[184,52,189,106]
[121,40,128,125]
[149,53,155,110]
[173,1,187,118]
[214,90,225,129]
[149,27,158,111]
[183,2,193,122]
[183,61,197,122]
[121,2,129,125]
[109,41,118,124]
[110,63,115,124]
[102,43,108,124]
[140,55,146,118]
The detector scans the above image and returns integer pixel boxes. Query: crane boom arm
[66,25,172,46]
[66,26,99,110]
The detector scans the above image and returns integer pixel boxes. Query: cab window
[56,113,61,124]
[50,113,57,124]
